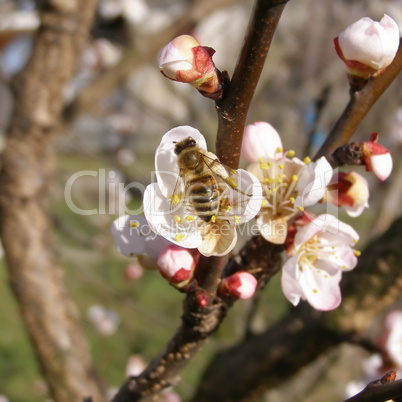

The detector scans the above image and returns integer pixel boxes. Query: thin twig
[215,0,289,167]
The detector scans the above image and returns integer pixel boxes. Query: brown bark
[0,1,105,401]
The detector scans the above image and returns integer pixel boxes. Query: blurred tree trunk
[0,1,105,401]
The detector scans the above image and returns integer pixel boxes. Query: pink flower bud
[158,34,221,97]
[157,245,197,288]
[361,132,393,181]
[219,271,257,300]
[334,15,400,79]
[325,171,369,217]
[241,122,283,163]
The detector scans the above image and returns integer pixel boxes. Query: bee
[172,136,246,223]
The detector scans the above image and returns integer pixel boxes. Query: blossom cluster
[110,14,397,311]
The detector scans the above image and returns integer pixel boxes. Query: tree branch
[0,2,105,401]
[215,0,289,167]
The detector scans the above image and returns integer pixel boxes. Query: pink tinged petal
[241,122,283,163]
[220,271,257,299]
[296,157,333,208]
[110,215,147,258]
[370,153,393,181]
[143,183,202,249]
[155,126,207,197]
[158,35,200,80]
[338,15,399,70]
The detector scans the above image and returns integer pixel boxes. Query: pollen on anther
[297,206,304,211]
[130,221,140,228]
[287,150,295,157]
[276,147,283,153]
[354,250,361,257]
[185,215,195,221]
[289,197,295,204]
[304,156,311,164]
[171,194,181,205]
[278,163,284,170]
[261,199,267,207]
[174,215,182,224]
[175,233,185,242]
[234,216,240,224]
[312,289,318,294]
[292,175,298,182]
[211,216,216,223]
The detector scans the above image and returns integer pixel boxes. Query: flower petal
[110,215,147,258]
[143,183,202,249]
[155,126,207,197]
[281,255,305,306]
[370,153,393,181]
[241,122,283,163]
[198,220,237,257]
[296,157,333,208]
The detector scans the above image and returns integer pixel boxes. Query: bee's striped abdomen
[188,174,219,222]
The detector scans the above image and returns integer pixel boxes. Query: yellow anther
[354,250,361,257]
[303,156,311,165]
[312,289,318,294]
[130,221,140,228]
[211,215,216,223]
[297,206,304,211]
[171,193,182,205]
[353,239,358,244]
[137,253,147,259]
[287,150,295,157]
[185,215,195,221]
[264,178,271,184]
[260,161,269,170]
[278,173,284,179]
[174,215,182,224]
[226,205,232,211]
[268,161,273,167]
[226,177,238,188]
[175,233,185,242]
[278,163,284,169]
[276,147,283,153]
[234,216,240,224]
[292,175,298,182]
[261,199,267,207]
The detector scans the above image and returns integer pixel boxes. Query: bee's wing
[199,152,256,221]
[199,151,249,195]
[170,168,189,214]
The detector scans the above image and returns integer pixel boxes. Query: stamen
[174,215,182,224]
[303,156,311,165]
[175,233,185,242]
[130,221,140,228]
[185,215,195,221]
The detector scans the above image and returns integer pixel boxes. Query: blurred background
[0,0,401,400]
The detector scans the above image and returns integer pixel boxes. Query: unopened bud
[219,271,257,300]
[157,245,197,288]
[334,15,399,81]
[158,34,225,100]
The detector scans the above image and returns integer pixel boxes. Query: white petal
[370,153,393,181]
[155,126,207,197]
[143,183,202,249]
[378,15,400,68]
[257,215,288,244]
[198,221,237,256]
[299,263,342,311]
[110,215,147,258]
[296,157,333,208]
[281,255,305,306]
[220,169,262,224]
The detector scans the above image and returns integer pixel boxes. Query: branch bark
[0,2,105,401]
[215,0,289,167]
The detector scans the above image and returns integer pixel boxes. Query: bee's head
[174,137,196,155]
